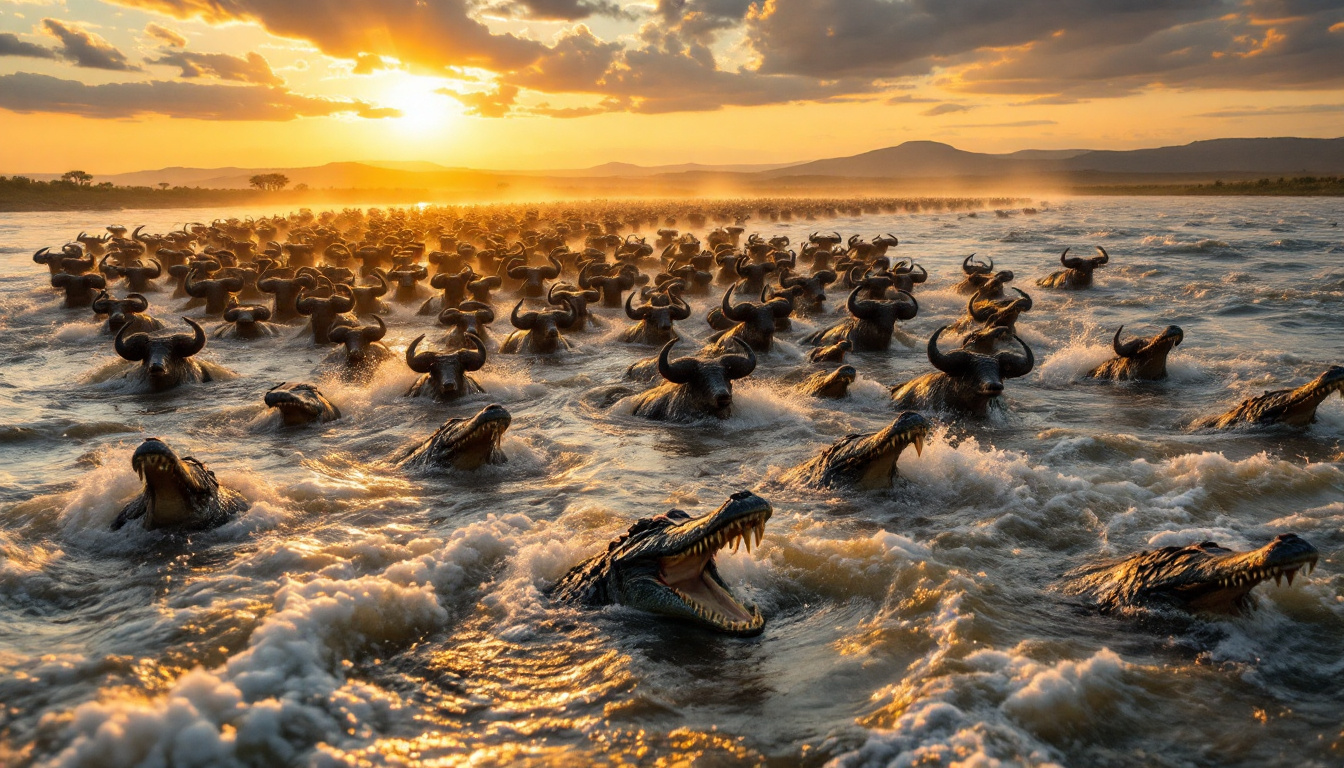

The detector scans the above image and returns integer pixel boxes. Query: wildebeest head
[656,337,757,417]
[927,325,1034,401]
[406,332,487,400]
[114,317,207,385]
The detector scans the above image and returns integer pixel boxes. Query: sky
[1,0,1342,173]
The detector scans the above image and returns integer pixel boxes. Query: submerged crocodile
[784,412,930,490]
[111,438,248,531]
[398,404,511,471]
[1196,366,1343,429]
[1062,534,1319,614]
[549,490,772,635]
[264,382,341,426]
[797,365,857,399]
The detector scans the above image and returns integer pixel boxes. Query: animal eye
[665,509,690,520]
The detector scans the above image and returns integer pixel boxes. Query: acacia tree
[61,170,93,186]
[249,173,290,191]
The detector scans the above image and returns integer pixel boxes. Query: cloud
[350,53,397,75]
[438,84,519,117]
[946,119,1057,128]
[1197,103,1344,118]
[144,22,187,47]
[501,22,878,116]
[146,49,284,84]
[41,17,142,71]
[98,0,1344,118]
[922,102,974,116]
[109,0,545,71]
[743,0,1344,99]
[0,71,399,120]
[487,0,636,22]
[0,31,57,59]
[886,93,938,105]
[952,2,1344,99]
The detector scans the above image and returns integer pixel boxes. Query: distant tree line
[249,173,290,191]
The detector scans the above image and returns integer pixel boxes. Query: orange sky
[2,0,1342,173]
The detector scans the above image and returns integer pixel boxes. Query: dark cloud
[146,50,283,85]
[144,22,187,47]
[743,0,1344,99]
[438,84,520,117]
[1197,103,1344,118]
[41,18,143,72]
[886,93,938,105]
[743,0,1217,80]
[0,32,57,60]
[955,4,1344,99]
[922,103,973,116]
[0,72,398,120]
[487,0,635,22]
[501,22,877,117]
[111,0,545,71]
[100,0,1344,118]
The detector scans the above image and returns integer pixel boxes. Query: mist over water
[1,197,1342,767]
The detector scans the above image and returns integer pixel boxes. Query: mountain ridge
[13,137,1343,188]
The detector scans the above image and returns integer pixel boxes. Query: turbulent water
[1,197,1342,767]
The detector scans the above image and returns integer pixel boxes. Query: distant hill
[1058,138,1344,174]
[765,138,1344,179]
[12,137,1343,192]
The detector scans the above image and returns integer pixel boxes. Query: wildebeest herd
[31,199,1329,634]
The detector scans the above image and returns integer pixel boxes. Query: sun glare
[383,78,458,135]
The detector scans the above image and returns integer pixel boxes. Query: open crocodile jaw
[447,419,509,470]
[855,425,927,490]
[133,452,196,527]
[655,514,768,634]
[1179,554,1319,613]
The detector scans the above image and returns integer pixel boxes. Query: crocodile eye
[664,509,691,520]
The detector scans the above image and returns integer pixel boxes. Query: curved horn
[847,285,877,320]
[360,314,387,342]
[91,291,114,314]
[720,336,757,380]
[510,298,537,330]
[928,326,971,376]
[1093,246,1109,265]
[405,335,436,373]
[459,333,487,372]
[113,323,149,361]
[125,293,149,313]
[542,253,562,279]
[656,339,697,385]
[553,297,578,329]
[721,284,751,322]
[172,317,206,357]
[998,335,1035,379]
[1011,287,1032,311]
[330,284,355,313]
[668,291,691,321]
[1112,325,1142,358]
[625,290,649,320]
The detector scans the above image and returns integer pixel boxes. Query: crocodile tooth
[1274,573,1283,586]
[913,433,925,456]
[1286,570,1295,586]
